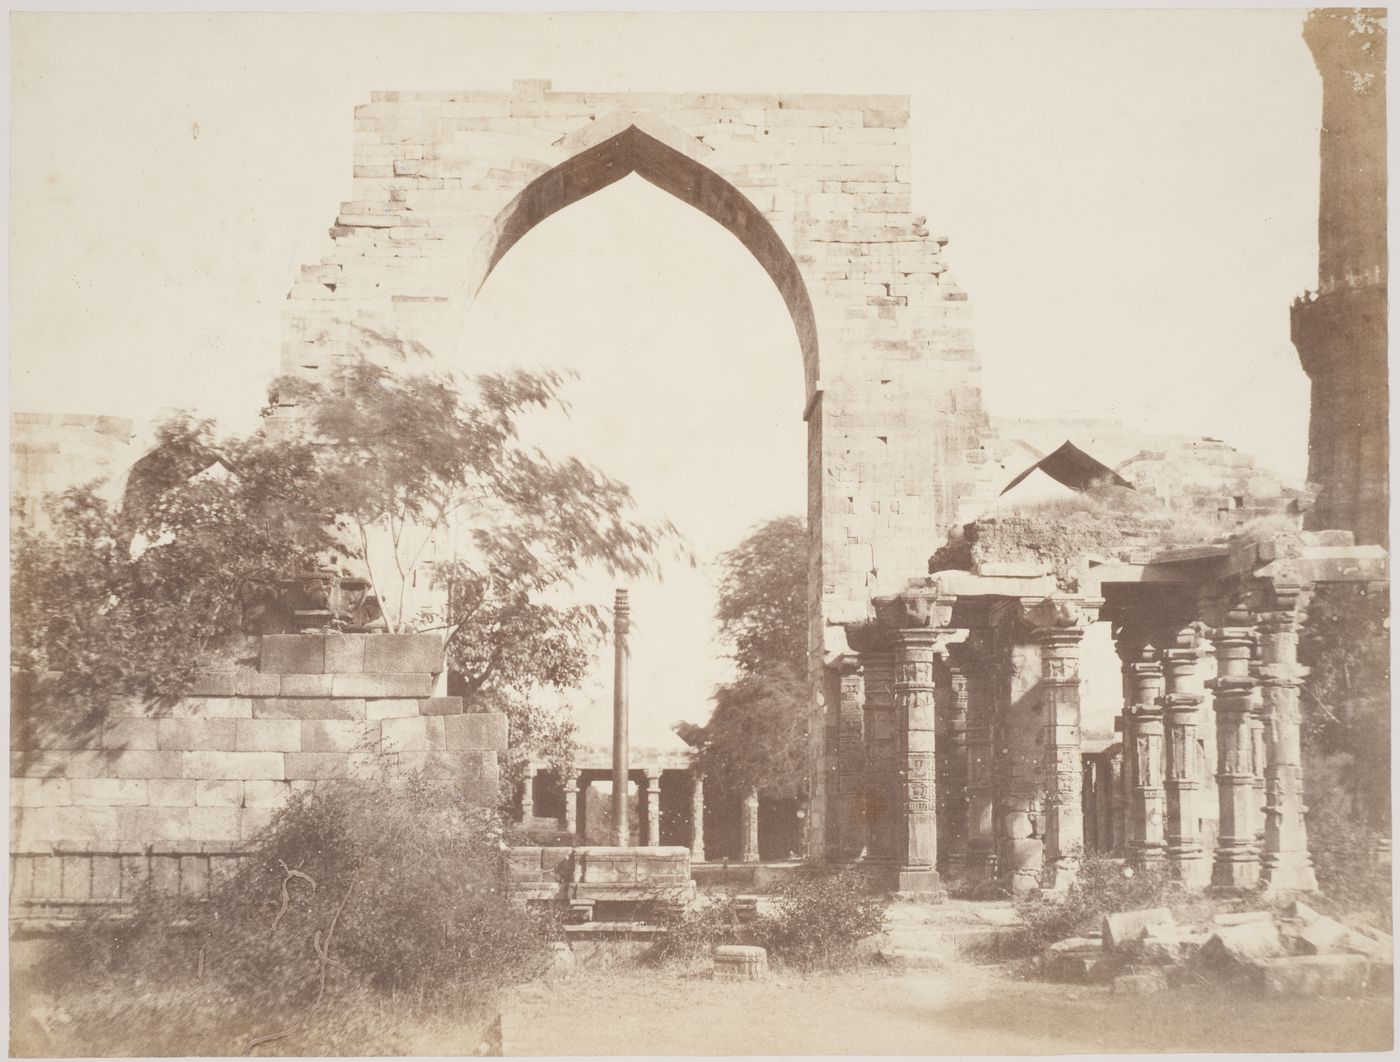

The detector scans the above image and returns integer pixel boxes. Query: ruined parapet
[9,632,507,924]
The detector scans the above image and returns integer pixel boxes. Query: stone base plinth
[892,867,943,900]
[713,945,768,981]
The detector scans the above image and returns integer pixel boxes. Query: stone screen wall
[10,633,507,922]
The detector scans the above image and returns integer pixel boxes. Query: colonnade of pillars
[528,766,717,860]
[837,579,1319,895]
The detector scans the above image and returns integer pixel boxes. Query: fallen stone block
[1103,907,1174,950]
[1290,915,1351,955]
[1045,948,1115,984]
[1112,971,1169,995]
[1201,920,1285,966]
[1130,923,1183,966]
[1248,954,1372,997]
[1047,936,1102,954]
[1341,929,1392,962]
[1211,910,1273,928]
[1289,900,1323,924]
[714,945,768,981]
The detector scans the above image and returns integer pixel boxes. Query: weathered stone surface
[362,633,444,675]
[157,719,236,752]
[444,712,509,752]
[380,716,446,752]
[1341,929,1392,962]
[418,696,465,716]
[1047,936,1102,954]
[260,635,326,675]
[1287,915,1351,955]
[300,719,378,753]
[278,673,335,697]
[1212,910,1274,928]
[182,751,286,781]
[1248,954,1373,997]
[234,718,302,753]
[253,697,367,721]
[323,634,367,674]
[1103,908,1175,950]
[330,673,434,699]
[1201,920,1285,965]
[714,945,769,981]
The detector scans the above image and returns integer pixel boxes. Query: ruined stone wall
[280,82,989,854]
[10,633,506,921]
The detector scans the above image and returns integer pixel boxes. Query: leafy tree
[714,515,807,674]
[273,360,684,775]
[685,516,809,802]
[12,415,338,745]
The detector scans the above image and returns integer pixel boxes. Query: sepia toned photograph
[8,6,1392,1056]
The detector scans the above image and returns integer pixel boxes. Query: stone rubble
[1039,904,1392,997]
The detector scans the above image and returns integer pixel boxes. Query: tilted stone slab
[1248,954,1373,996]
[1102,908,1175,950]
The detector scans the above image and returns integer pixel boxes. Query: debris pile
[1040,902,1393,997]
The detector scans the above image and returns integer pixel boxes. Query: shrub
[751,869,888,970]
[650,892,749,966]
[1015,855,1175,951]
[29,766,557,1055]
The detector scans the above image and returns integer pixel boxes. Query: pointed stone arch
[463,115,819,400]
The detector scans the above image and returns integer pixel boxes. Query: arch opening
[464,123,820,403]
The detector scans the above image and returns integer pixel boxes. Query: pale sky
[11,10,1322,745]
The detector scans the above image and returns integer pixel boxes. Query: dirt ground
[502,963,1394,1056]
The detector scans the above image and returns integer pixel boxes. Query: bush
[28,766,557,1055]
[650,892,749,966]
[1015,856,1175,951]
[752,869,888,970]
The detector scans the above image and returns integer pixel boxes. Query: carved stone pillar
[849,625,897,866]
[1249,644,1269,847]
[520,764,536,824]
[836,656,867,862]
[1257,581,1319,894]
[690,772,706,863]
[741,788,760,863]
[962,642,997,882]
[1119,637,1166,868]
[994,627,1042,895]
[1104,748,1124,855]
[645,769,662,847]
[1032,600,1091,889]
[1209,608,1261,889]
[1162,623,1209,885]
[563,771,580,837]
[891,627,944,894]
[941,656,972,878]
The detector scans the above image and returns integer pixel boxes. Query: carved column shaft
[1210,618,1261,889]
[1162,627,1209,886]
[1121,642,1166,868]
[860,651,898,865]
[1037,622,1087,888]
[962,648,997,881]
[690,772,706,862]
[563,771,580,837]
[836,659,867,862]
[520,764,536,824]
[1257,586,1319,893]
[741,788,760,863]
[941,662,972,877]
[645,769,662,847]
[892,628,943,894]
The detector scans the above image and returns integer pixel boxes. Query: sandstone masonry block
[102,719,159,751]
[195,780,243,807]
[368,698,420,720]
[71,779,149,807]
[12,778,72,806]
[253,697,367,721]
[107,751,185,779]
[418,696,464,716]
[158,718,237,752]
[182,751,285,781]
[279,674,335,697]
[235,718,303,753]
[177,696,254,719]
[189,806,241,842]
[148,779,198,807]
[380,716,444,753]
[261,635,327,674]
[234,673,283,697]
[444,712,509,752]
[243,779,293,808]
[362,633,444,674]
[301,719,379,753]
[331,673,434,698]
[239,807,277,840]
[1250,954,1373,997]
[284,752,378,781]
[323,634,367,673]
[188,673,238,697]
[116,806,191,844]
